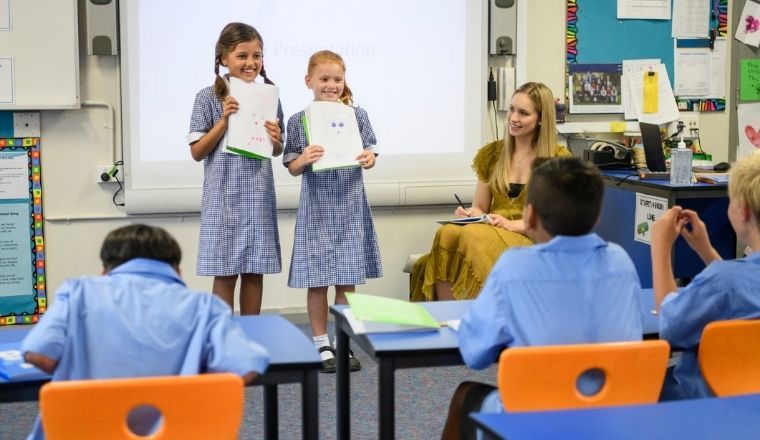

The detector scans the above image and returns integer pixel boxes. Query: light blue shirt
[22,258,270,440]
[660,252,760,399]
[459,233,644,371]
[458,234,643,423]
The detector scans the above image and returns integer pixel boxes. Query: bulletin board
[0,138,45,326]
[566,0,727,112]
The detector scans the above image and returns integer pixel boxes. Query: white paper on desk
[617,0,670,20]
[735,1,760,47]
[343,309,440,335]
[225,77,279,159]
[674,46,710,96]
[306,101,363,172]
[672,0,710,39]
[623,59,660,120]
[629,64,681,125]
[737,102,760,160]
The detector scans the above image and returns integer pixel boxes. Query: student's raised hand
[651,206,686,248]
[301,145,324,165]
[356,150,376,169]
[221,96,239,122]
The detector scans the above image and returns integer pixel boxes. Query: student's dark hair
[526,157,604,236]
[214,22,273,101]
[100,224,182,271]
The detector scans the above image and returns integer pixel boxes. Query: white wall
[40,0,733,312]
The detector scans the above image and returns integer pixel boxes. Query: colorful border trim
[0,137,45,326]
[566,0,578,64]
[718,0,727,37]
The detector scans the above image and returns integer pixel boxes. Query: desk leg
[264,384,278,440]
[302,370,318,440]
[336,327,350,440]
[378,357,395,440]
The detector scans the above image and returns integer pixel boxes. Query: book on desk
[344,293,442,334]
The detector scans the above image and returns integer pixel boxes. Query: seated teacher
[410,82,570,301]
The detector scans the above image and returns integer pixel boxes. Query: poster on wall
[738,103,760,160]
[0,139,45,326]
[634,193,668,245]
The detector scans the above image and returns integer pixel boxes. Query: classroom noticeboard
[0,138,46,326]
[0,0,80,109]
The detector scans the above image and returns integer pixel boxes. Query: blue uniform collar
[535,233,607,252]
[107,258,185,286]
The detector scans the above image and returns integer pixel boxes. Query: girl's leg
[335,285,361,371]
[435,280,455,301]
[308,286,334,372]
[212,275,238,310]
[239,273,263,315]
[307,286,330,337]
[334,284,355,305]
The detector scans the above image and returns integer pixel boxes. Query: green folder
[345,293,440,329]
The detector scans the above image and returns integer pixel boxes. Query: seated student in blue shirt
[652,151,760,400]
[441,157,643,440]
[22,224,270,440]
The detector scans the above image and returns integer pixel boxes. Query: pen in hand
[454,193,471,217]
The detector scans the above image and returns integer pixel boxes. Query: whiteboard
[120,0,487,214]
[0,0,80,109]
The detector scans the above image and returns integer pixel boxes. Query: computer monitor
[639,122,668,172]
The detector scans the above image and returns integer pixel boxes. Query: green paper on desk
[345,293,440,329]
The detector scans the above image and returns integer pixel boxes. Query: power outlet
[95,164,122,184]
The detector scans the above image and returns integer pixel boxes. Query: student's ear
[523,203,538,230]
[305,74,313,89]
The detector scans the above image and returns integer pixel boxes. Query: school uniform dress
[283,106,382,288]
[22,258,270,440]
[659,252,760,400]
[457,234,643,414]
[410,141,571,301]
[188,86,284,276]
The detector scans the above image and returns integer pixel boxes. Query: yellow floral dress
[410,140,570,301]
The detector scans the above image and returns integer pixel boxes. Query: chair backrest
[698,319,760,397]
[497,340,669,412]
[40,373,244,440]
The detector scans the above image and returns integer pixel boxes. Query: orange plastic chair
[497,340,670,412]
[40,373,244,440]
[698,319,760,397]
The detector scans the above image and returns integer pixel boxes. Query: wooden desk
[470,393,760,440]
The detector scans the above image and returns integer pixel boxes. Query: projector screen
[121,0,487,214]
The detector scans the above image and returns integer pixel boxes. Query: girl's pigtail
[260,65,275,86]
[213,58,229,101]
[340,83,354,106]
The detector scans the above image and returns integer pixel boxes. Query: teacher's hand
[454,206,472,218]
[488,214,524,232]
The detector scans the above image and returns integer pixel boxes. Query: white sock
[313,334,333,361]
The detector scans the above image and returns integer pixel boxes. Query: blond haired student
[653,151,760,400]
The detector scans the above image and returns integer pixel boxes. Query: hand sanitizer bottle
[670,135,692,185]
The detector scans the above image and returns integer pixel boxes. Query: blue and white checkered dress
[283,106,383,288]
[188,86,283,276]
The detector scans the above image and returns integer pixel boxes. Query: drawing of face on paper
[321,115,356,143]
[736,1,760,47]
[245,110,269,146]
[738,103,760,160]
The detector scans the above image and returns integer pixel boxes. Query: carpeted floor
[0,321,497,439]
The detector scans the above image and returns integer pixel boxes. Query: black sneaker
[318,346,336,374]
[348,349,362,372]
